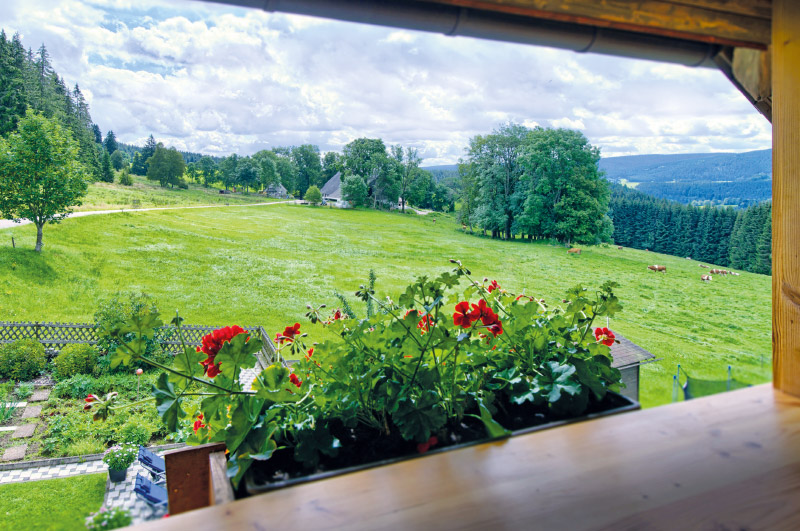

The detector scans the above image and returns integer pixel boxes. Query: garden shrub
[53,344,98,380]
[14,382,34,400]
[64,438,105,457]
[54,373,159,400]
[118,417,154,446]
[0,339,46,381]
[54,374,94,400]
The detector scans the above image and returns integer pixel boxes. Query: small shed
[320,172,350,208]
[263,182,288,199]
[609,333,658,402]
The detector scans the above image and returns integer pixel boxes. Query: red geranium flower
[83,394,99,411]
[193,414,206,434]
[594,327,615,347]
[333,309,344,320]
[417,314,434,334]
[305,348,314,359]
[197,325,248,378]
[417,435,439,454]
[471,299,499,326]
[289,373,302,388]
[453,301,475,328]
[275,322,301,344]
[487,280,500,293]
[485,321,503,337]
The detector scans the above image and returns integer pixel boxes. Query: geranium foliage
[96,262,623,487]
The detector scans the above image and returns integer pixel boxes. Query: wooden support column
[163,443,226,516]
[773,0,800,397]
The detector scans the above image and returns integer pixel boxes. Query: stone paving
[30,389,50,402]
[1,445,27,462]
[20,405,42,419]
[11,423,36,439]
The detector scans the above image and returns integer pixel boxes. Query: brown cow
[567,248,581,255]
[701,274,712,282]
[648,265,666,273]
[617,246,623,250]
[699,264,709,268]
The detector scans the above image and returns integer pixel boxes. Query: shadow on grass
[0,247,57,280]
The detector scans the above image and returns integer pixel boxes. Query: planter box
[244,392,638,496]
[108,467,127,483]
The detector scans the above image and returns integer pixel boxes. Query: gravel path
[0,200,298,230]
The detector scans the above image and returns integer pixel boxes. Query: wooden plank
[772,0,800,398]
[209,452,235,506]
[422,0,770,48]
[671,0,771,19]
[163,443,226,516]
[136,385,800,530]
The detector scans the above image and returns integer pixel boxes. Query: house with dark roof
[320,172,350,208]
[609,333,658,402]
[263,182,289,199]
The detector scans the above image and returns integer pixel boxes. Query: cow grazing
[699,264,709,268]
[701,274,712,282]
[710,268,721,274]
[731,272,740,276]
[567,248,581,255]
[618,246,623,250]
[686,257,692,260]
[648,265,666,273]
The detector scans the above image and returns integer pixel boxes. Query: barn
[610,334,658,403]
[320,171,350,208]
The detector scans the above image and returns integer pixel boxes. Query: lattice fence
[0,321,277,367]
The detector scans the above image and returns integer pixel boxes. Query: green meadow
[74,173,276,211]
[0,204,771,408]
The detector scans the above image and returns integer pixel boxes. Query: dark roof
[265,183,287,193]
[320,172,342,199]
[610,333,656,369]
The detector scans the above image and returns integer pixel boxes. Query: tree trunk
[35,223,44,252]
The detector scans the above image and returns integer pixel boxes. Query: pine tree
[100,150,114,183]
[104,130,118,154]
[754,206,772,274]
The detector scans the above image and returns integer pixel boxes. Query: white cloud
[0,0,771,164]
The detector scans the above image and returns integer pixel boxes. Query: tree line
[456,124,612,244]
[610,185,771,274]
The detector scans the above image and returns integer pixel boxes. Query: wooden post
[163,443,226,516]
[772,0,800,397]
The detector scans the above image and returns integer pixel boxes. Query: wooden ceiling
[418,0,771,49]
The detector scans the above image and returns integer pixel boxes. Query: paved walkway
[0,200,298,229]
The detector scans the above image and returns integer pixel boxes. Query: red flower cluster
[193,414,206,434]
[487,280,500,293]
[305,348,314,359]
[275,323,301,344]
[197,325,248,378]
[289,373,302,388]
[453,300,503,337]
[83,394,99,411]
[417,314,434,335]
[594,327,615,347]
[417,436,439,454]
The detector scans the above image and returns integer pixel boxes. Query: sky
[0,0,772,165]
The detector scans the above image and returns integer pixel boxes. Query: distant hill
[600,149,771,207]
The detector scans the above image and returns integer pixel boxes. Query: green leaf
[170,345,206,385]
[213,333,263,384]
[252,364,302,404]
[392,392,447,442]
[152,373,184,432]
[294,422,340,468]
[120,311,163,338]
[473,399,511,439]
[533,361,581,403]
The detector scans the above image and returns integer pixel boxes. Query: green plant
[65,438,106,457]
[102,443,138,470]
[53,344,98,380]
[54,374,95,399]
[0,401,16,423]
[94,262,624,487]
[86,507,133,530]
[14,382,34,400]
[0,338,46,381]
[118,416,154,446]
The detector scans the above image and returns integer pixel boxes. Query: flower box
[242,391,637,496]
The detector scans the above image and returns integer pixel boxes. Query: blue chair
[134,474,168,513]
[138,445,166,484]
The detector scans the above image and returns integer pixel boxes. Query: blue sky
[0,0,772,164]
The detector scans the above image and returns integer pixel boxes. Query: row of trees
[0,32,101,180]
[456,124,612,244]
[610,185,771,274]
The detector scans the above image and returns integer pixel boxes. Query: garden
[0,293,181,462]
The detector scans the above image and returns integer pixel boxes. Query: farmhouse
[262,182,288,199]
[135,1,800,529]
[320,171,350,208]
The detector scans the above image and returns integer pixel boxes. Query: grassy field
[0,204,771,408]
[0,474,106,530]
[75,173,277,211]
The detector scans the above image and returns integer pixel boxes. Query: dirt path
[0,200,299,230]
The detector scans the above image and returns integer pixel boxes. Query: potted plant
[102,443,137,482]
[86,261,632,495]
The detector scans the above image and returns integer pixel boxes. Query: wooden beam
[422,0,770,48]
[772,0,800,397]
[163,443,226,516]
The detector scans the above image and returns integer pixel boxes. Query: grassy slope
[0,205,771,408]
[0,473,106,530]
[75,173,277,211]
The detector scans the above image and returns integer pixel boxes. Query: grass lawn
[0,204,771,408]
[0,473,106,530]
[75,172,280,211]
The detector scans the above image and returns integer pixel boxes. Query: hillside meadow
[0,204,771,408]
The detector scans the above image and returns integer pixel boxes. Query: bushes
[54,373,159,400]
[0,339,46,381]
[53,344,98,380]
